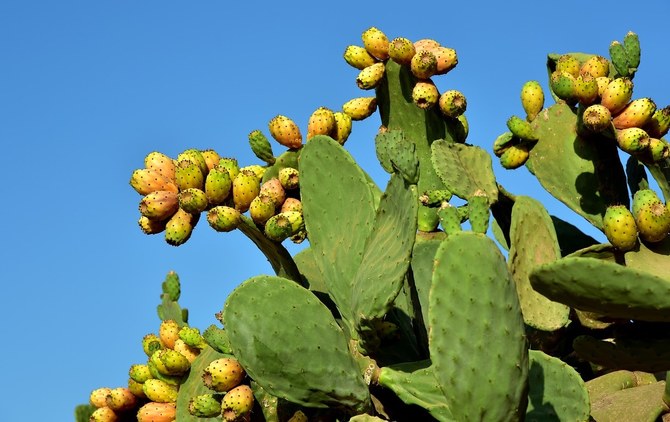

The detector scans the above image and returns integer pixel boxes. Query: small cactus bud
[159,320,180,349]
[207,206,241,232]
[343,97,377,121]
[361,27,389,60]
[248,130,275,164]
[615,127,650,154]
[612,98,657,130]
[388,37,415,65]
[217,157,239,180]
[268,115,302,149]
[520,80,544,121]
[412,80,439,110]
[249,194,277,225]
[202,357,246,393]
[410,50,437,79]
[468,190,490,234]
[278,167,299,190]
[603,205,638,251]
[164,208,199,246]
[89,406,118,422]
[130,169,178,196]
[189,394,223,418]
[90,387,112,408]
[232,169,261,212]
[136,402,176,422]
[343,45,376,70]
[330,111,352,145]
[144,151,176,181]
[205,167,232,206]
[645,138,670,163]
[438,90,467,118]
[142,334,162,357]
[106,387,138,412]
[221,385,254,422]
[433,46,458,75]
[175,159,205,191]
[581,104,612,133]
[178,188,208,214]
[500,143,530,169]
[601,77,633,114]
[143,379,179,403]
[201,149,221,171]
[307,107,336,140]
[580,55,610,78]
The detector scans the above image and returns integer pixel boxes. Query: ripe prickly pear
[343,45,376,70]
[264,211,304,242]
[574,74,599,106]
[173,338,200,363]
[89,406,118,422]
[612,98,657,129]
[139,191,179,221]
[205,167,232,206]
[232,169,261,212]
[643,106,670,138]
[207,206,241,232]
[240,164,265,181]
[159,319,180,349]
[555,54,581,78]
[438,89,467,118]
[201,149,221,171]
[106,387,138,412]
[499,143,530,169]
[410,50,437,80]
[550,71,577,104]
[414,38,441,52]
[356,62,385,90]
[520,80,544,121]
[259,178,286,208]
[330,111,352,145]
[278,167,299,190]
[361,27,389,60]
[90,387,112,408]
[603,205,638,251]
[144,151,176,181]
[202,357,246,393]
[127,378,146,399]
[217,157,240,180]
[506,115,537,142]
[178,188,208,214]
[581,104,612,133]
[221,384,254,422]
[412,80,439,110]
[249,194,277,225]
[580,55,610,78]
[138,215,167,235]
[307,106,336,139]
[247,130,275,164]
[609,40,631,77]
[129,364,153,384]
[143,379,178,403]
[130,169,179,196]
[165,208,199,246]
[343,97,377,120]
[388,37,415,65]
[158,348,191,375]
[268,115,302,149]
[142,334,162,357]
[136,402,176,422]
[175,159,205,191]
[280,197,302,214]
[177,149,208,176]
[189,394,223,418]
[600,77,633,114]
[633,189,670,243]
[615,127,650,154]
[632,189,662,218]
[433,46,458,75]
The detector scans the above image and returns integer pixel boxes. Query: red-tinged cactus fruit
[412,80,439,110]
[410,50,437,80]
[500,143,530,169]
[159,320,180,349]
[143,379,179,403]
[550,71,577,104]
[138,215,167,235]
[643,106,670,138]
[438,89,467,118]
[307,107,336,140]
[343,45,376,70]
[603,205,638,251]
[574,74,599,106]
[217,157,240,180]
[232,169,261,212]
[240,164,266,181]
[259,178,286,209]
[159,348,191,375]
[600,77,634,114]
[177,149,209,177]
[330,111,352,145]
[248,130,275,165]
[249,194,277,225]
[221,384,254,422]
[202,357,246,393]
[555,54,581,78]
[178,187,208,214]
[165,208,199,246]
[520,80,544,121]
[175,159,205,191]
[127,379,146,399]
[207,206,241,232]
[205,167,232,206]
[413,38,440,52]
[433,46,458,75]
[356,62,386,90]
[615,127,650,154]
[280,197,302,214]
[106,387,138,412]
[173,338,200,363]
[130,169,179,196]
[596,76,612,97]
[278,167,299,190]
[264,211,304,242]
[582,104,612,133]
[129,364,153,384]
[388,37,415,65]
[189,393,223,418]
[144,151,176,181]
[268,115,303,149]
[139,190,179,221]
[136,402,176,422]
[361,26,389,60]
[201,149,221,171]
[580,55,610,78]
[89,406,118,422]
[142,334,162,357]
[343,97,377,120]
[90,387,112,408]
[634,201,670,243]
[612,97,657,129]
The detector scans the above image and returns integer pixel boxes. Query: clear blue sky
[1,1,669,420]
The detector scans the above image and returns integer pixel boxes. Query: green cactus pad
[429,232,528,422]
[374,130,419,184]
[74,404,95,422]
[590,381,668,422]
[551,216,598,256]
[301,135,377,328]
[222,275,370,411]
[527,102,629,228]
[508,197,569,331]
[410,235,443,332]
[645,157,670,204]
[431,140,498,203]
[157,290,188,326]
[530,257,670,322]
[621,236,670,280]
[174,346,228,422]
[526,350,590,422]
[377,360,454,422]
[586,370,657,403]
[573,335,670,372]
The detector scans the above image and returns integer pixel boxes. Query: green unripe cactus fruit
[643,106,670,138]
[106,387,137,412]
[129,364,153,383]
[136,402,176,422]
[493,132,517,157]
[580,55,610,78]
[410,50,437,79]
[248,130,275,164]
[259,178,286,209]
[205,167,232,206]
[175,159,205,191]
[601,77,633,114]
[331,111,352,145]
[264,211,304,242]
[202,357,246,393]
[217,157,239,180]
[188,394,223,417]
[582,104,612,133]
[159,319,180,349]
[90,387,112,408]
[612,97,657,129]
[178,188,208,214]
[343,45,376,70]
[437,203,462,235]
[200,149,221,171]
[221,385,254,422]
[520,80,544,121]
[343,97,377,120]
[574,74,599,106]
[500,143,530,169]
[268,115,302,149]
[433,46,458,75]
[438,89,467,118]
[278,167,299,190]
[603,205,638,251]
[412,80,439,110]
[130,169,178,196]
[89,407,117,422]
[361,26,389,60]
[550,71,577,104]
[144,151,176,181]
[249,194,276,225]
[615,127,650,154]
[468,190,490,234]
[388,37,415,65]
[142,334,162,357]
[139,191,179,221]
[142,379,178,403]
[356,62,385,90]
[138,215,167,235]
[164,208,198,246]
[556,54,581,78]
[232,169,261,212]
[158,348,191,375]
[178,326,206,349]
[207,206,241,232]
[506,115,538,141]
[307,106,336,140]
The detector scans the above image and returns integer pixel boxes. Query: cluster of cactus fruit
[76,26,670,421]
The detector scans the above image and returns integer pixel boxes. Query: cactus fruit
[596,76,612,97]
[361,27,389,60]
[129,364,152,383]
[136,402,176,422]
[232,169,261,212]
[138,215,167,234]
[433,46,458,75]
[164,208,199,246]
[142,334,162,357]
[144,151,176,181]
[493,132,517,157]
[278,167,299,190]
[207,206,241,232]
[177,149,209,176]
[580,55,610,78]
[643,106,670,138]
[203,357,246,393]
[307,107,336,140]
[130,169,178,196]
[89,407,118,422]
[601,77,634,114]
[142,379,178,403]
[615,127,650,154]
[259,178,286,208]
[159,320,180,349]
[610,40,631,77]
[331,111,353,144]
[106,387,138,412]
[247,130,275,164]
[249,194,276,225]
[410,50,437,79]
[500,143,530,169]
[555,54,581,78]
[90,387,112,408]
[438,89,467,118]
[574,74,599,106]
[175,159,205,191]
[189,394,223,417]
[646,137,670,162]
[221,384,254,422]
[178,326,206,349]
[632,189,670,243]
[582,104,612,133]
[612,97,657,129]
[200,149,221,171]
[217,157,240,180]
[264,211,304,242]
[268,115,302,149]
[240,164,265,181]
[205,167,232,206]
[412,80,439,110]
[414,38,440,52]
[388,37,415,65]
[280,197,302,214]
[520,80,544,121]
[173,338,200,363]
[603,205,638,251]
[343,97,377,120]
[343,45,376,70]
[177,188,208,214]
[158,348,191,375]
[506,115,537,142]
[356,63,385,90]
[127,379,146,399]
[550,71,577,104]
